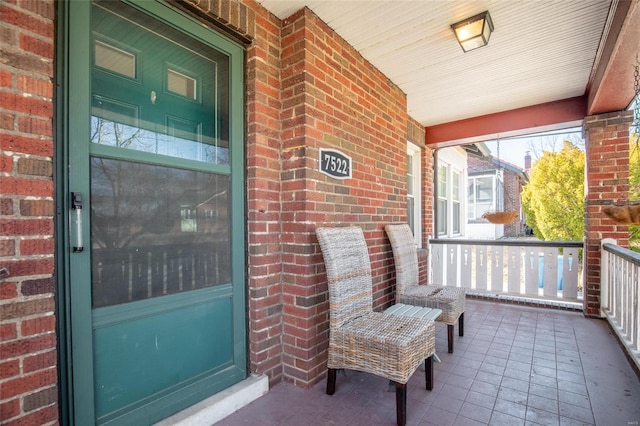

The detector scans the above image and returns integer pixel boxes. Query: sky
[482,127,583,170]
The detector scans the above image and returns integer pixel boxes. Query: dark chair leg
[326,368,336,395]
[459,312,464,336]
[447,324,454,353]
[425,356,433,391]
[394,382,407,426]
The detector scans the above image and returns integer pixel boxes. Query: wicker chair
[316,226,436,426]
[385,223,465,353]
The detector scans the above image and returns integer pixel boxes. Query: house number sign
[319,148,352,179]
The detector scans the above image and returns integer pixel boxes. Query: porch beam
[587,0,640,115]
[424,96,586,147]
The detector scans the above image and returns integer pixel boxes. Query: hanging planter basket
[482,211,518,224]
[602,202,640,225]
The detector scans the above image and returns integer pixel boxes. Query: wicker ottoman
[385,303,443,363]
[397,285,465,353]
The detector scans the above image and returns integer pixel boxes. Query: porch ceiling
[257,0,640,145]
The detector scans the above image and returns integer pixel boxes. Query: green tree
[522,141,584,241]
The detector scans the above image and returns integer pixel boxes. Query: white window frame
[407,142,422,247]
[452,169,461,234]
[467,172,499,221]
[437,164,448,236]
[436,148,466,237]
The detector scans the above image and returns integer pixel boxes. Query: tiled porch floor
[215,299,640,426]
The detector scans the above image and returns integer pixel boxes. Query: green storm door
[65,1,245,424]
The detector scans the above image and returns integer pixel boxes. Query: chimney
[524,151,531,171]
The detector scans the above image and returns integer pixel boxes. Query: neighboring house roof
[463,142,492,158]
[489,158,529,183]
[464,144,529,183]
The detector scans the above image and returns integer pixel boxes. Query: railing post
[600,238,616,317]
[597,239,640,372]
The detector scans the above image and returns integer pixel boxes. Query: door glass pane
[91,2,230,164]
[407,154,414,196]
[452,202,460,233]
[407,197,414,232]
[437,199,447,235]
[90,157,230,308]
[94,41,136,78]
[452,171,460,201]
[438,165,447,196]
[167,69,197,99]
[467,179,475,219]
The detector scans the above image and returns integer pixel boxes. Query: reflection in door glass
[90,111,229,164]
[94,40,136,78]
[91,1,231,165]
[90,157,231,308]
[167,69,197,99]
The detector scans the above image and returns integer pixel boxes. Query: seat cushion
[328,312,435,383]
[397,286,465,325]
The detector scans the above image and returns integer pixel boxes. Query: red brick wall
[408,117,432,284]
[503,171,523,237]
[407,117,434,244]
[181,0,421,389]
[583,111,632,316]
[467,155,488,174]
[277,7,412,387]
[1,0,431,422]
[420,143,433,284]
[422,146,434,240]
[0,0,58,424]
[244,2,286,388]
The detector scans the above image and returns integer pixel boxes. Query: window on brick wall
[437,162,463,236]
[407,143,422,246]
[452,170,461,234]
[437,165,447,235]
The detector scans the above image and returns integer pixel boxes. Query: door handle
[72,192,84,252]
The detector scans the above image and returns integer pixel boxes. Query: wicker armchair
[385,223,465,353]
[316,226,436,426]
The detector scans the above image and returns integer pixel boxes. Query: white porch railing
[428,239,584,306]
[601,238,640,372]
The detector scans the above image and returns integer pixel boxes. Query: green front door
[62,1,246,424]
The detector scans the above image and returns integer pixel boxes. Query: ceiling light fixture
[451,11,494,52]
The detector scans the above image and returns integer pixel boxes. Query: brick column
[278,8,411,388]
[582,110,633,316]
[0,1,58,424]
[420,145,434,284]
[422,145,435,243]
